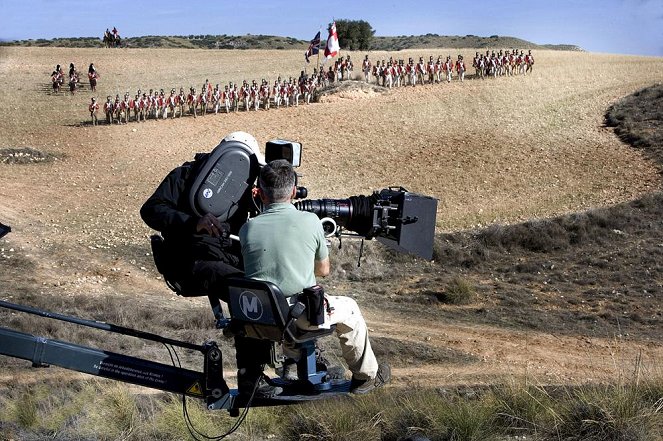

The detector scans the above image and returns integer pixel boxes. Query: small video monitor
[265,140,302,167]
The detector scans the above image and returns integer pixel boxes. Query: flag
[324,21,340,59]
[304,31,321,63]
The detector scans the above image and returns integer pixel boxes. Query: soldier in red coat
[103,96,114,124]
[455,55,466,82]
[88,97,99,126]
[525,50,534,75]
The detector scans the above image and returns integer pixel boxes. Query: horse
[103,31,121,48]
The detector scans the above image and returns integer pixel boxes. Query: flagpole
[316,26,321,78]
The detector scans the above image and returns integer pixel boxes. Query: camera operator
[239,159,391,396]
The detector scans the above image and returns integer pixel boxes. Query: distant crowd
[87,73,324,125]
[360,49,535,87]
[48,48,535,126]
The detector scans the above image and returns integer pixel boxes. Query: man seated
[239,159,391,396]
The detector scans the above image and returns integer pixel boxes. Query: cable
[161,342,258,440]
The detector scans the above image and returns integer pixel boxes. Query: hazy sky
[1,0,661,56]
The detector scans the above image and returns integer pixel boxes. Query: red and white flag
[324,21,340,59]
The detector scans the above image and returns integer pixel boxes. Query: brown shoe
[350,363,391,394]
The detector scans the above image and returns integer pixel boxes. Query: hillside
[0,47,660,440]
[0,33,580,51]
[369,34,581,51]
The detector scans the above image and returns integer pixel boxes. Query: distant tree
[334,19,374,51]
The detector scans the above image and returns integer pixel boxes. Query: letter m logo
[239,291,263,321]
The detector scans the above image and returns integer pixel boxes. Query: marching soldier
[177,88,186,117]
[525,50,534,75]
[427,56,435,84]
[88,97,99,126]
[260,80,271,110]
[455,55,465,82]
[362,55,372,83]
[113,94,122,123]
[103,96,113,124]
[88,64,98,92]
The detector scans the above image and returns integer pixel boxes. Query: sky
[0,0,661,56]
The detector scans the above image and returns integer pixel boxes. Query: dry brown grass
[0,46,662,402]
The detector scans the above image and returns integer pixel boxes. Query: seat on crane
[223,277,337,390]
[224,277,334,344]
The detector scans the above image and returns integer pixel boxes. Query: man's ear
[290,185,297,199]
[257,187,269,204]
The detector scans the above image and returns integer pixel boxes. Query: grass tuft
[437,277,476,305]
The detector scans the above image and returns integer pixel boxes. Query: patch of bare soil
[0,147,60,164]
[317,81,388,103]
[0,47,662,395]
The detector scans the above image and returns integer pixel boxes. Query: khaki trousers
[287,295,379,380]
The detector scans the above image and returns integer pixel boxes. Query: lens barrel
[295,195,373,236]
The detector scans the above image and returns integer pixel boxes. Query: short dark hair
[259,160,296,202]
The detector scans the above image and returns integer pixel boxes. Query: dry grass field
[1,46,663,438]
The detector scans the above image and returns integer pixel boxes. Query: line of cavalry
[48,48,534,126]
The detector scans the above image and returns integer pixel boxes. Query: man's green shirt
[239,202,328,297]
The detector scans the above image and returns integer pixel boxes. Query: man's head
[259,160,296,203]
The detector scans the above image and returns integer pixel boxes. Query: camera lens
[294,195,373,236]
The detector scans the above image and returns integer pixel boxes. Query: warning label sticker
[187,382,204,397]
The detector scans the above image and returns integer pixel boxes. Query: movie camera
[189,138,438,260]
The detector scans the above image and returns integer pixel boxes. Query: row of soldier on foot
[88,76,320,125]
[360,49,534,86]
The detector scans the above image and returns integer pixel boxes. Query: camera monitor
[265,140,301,167]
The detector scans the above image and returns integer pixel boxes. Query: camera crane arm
[0,299,236,411]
